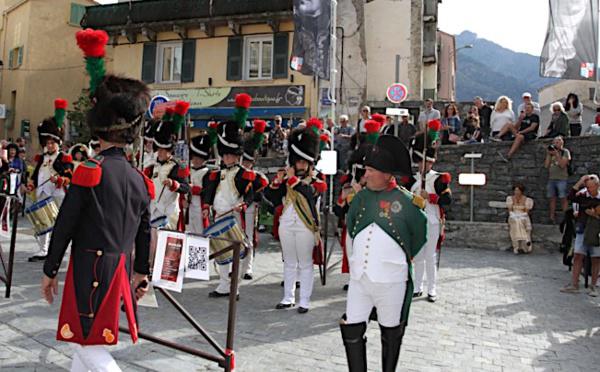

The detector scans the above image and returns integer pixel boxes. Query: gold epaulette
[399,186,425,209]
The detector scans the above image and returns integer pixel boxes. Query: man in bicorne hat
[187,133,212,235]
[340,135,427,372]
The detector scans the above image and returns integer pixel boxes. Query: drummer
[240,120,269,280]
[27,99,74,262]
[187,133,212,234]
[201,93,257,299]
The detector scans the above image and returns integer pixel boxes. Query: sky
[97,0,550,56]
[438,0,549,56]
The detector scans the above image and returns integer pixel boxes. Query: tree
[67,89,92,143]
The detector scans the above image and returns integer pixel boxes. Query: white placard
[152,230,187,292]
[316,150,337,175]
[458,173,486,186]
[184,234,210,280]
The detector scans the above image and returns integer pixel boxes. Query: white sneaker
[588,285,598,297]
[560,284,580,294]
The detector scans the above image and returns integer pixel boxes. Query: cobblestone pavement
[1,225,600,372]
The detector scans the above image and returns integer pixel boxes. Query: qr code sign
[188,245,208,271]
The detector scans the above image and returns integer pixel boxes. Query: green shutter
[226,37,243,81]
[181,40,196,83]
[8,49,14,69]
[17,47,23,67]
[70,3,86,26]
[141,42,157,83]
[273,33,289,79]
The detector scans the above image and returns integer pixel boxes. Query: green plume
[85,57,106,95]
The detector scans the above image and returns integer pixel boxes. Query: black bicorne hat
[411,135,437,163]
[217,120,243,156]
[288,128,320,165]
[364,135,412,176]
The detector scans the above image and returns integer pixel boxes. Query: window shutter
[181,39,196,83]
[8,49,14,69]
[17,47,23,67]
[70,3,86,26]
[141,42,157,84]
[226,37,243,81]
[273,33,289,79]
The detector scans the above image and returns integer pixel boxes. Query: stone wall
[255,136,600,226]
[436,136,600,224]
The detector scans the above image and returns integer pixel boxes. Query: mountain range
[454,31,557,104]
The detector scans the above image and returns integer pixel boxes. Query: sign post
[386,83,408,136]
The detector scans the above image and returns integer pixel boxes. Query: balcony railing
[82,0,293,29]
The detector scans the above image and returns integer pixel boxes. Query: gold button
[92,281,99,288]
[364,260,368,264]
[88,313,94,318]
[96,250,103,256]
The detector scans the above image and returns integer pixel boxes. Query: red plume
[235,93,252,109]
[371,113,386,124]
[364,120,381,134]
[209,121,218,129]
[307,117,323,131]
[76,29,109,58]
[253,119,267,134]
[428,119,442,132]
[174,101,190,116]
[440,173,451,184]
[54,99,68,110]
[320,133,330,143]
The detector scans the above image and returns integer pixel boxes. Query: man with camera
[544,136,571,224]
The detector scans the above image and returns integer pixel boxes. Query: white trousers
[346,275,406,327]
[34,190,65,255]
[187,203,204,235]
[413,222,440,296]
[278,221,315,308]
[70,344,121,372]
[241,203,256,275]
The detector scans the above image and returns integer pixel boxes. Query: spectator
[416,98,441,137]
[497,102,539,161]
[356,105,371,133]
[397,111,416,146]
[334,115,355,170]
[15,137,26,151]
[474,96,492,141]
[595,107,600,124]
[585,123,600,136]
[543,102,569,138]
[6,143,25,174]
[545,136,571,223]
[270,115,286,154]
[462,106,481,143]
[380,115,395,136]
[516,92,541,116]
[565,93,583,137]
[441,103,461,144]
[562,175,600,295]
[490,96,515,141]
[506,183,534,254]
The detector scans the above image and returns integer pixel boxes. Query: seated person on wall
[542,102,570,138]
[496,102,539,162]
[462,106,482,143]
[506,183,534,254]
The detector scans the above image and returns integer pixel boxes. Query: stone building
[538,79,598,134]
[0,0,95,146]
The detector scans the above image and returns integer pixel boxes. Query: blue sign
[147,95,169,118]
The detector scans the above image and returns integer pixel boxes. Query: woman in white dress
[506,183,534,254]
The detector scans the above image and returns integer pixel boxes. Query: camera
[548,144,556,151]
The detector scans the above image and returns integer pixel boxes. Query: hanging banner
[540,0,598,80]
[291,0,332,80]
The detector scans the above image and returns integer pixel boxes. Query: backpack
[562,149,575,176]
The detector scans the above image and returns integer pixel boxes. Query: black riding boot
[380,322,406,372]
[340,321,367,372]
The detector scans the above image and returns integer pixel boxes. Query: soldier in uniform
[240,120,269,280]
[264,118,328,314]
[28,98,74,262]
[340,135,427,372]
[187,134,212,234]
[407,136,452,302]
[40,28,153,371]
[144,103,191,232]
[69,144,89,170]
[142,119,158,170]
[201,95,257,298]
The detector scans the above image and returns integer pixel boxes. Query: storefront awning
[189,106,306,119]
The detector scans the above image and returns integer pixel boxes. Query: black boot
[380,322,406,372]
[340,321,367,372]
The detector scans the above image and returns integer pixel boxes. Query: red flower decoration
[54,99,68,110]
[76,29,109,58]
[371,113,387,124]
[428,119,442,132]
[208,121,218,129]
[320,133,330,143]
[174,101,190,116]
[307,117,323,131]
[253,119,267,134]
[440,172,451,184]
[235,93,252,109]
[364,120,381,134]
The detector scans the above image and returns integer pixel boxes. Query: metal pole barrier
[470,157,474,223]
[4,198,19,298]
[224,243,241,372]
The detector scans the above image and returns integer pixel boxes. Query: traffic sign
[148,95,169,118]
[386,83,408,104]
